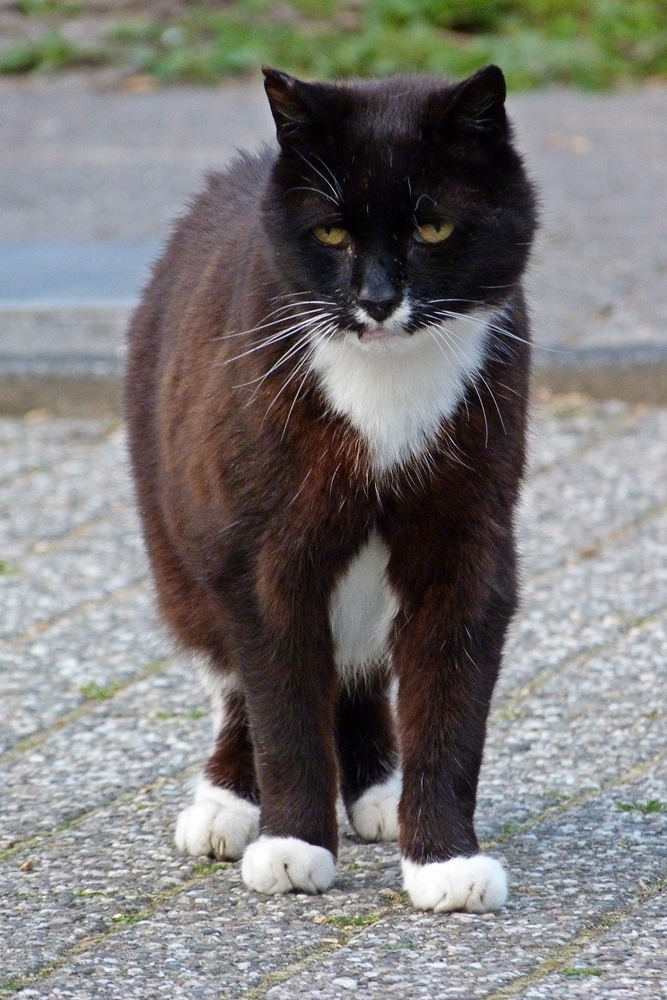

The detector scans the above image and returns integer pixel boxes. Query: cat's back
[182,148,274,247]
[125,147,275,414]
[125,145,276,484]
[145,147,274,316]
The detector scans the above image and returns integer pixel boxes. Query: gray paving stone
[0,425,130,559]
[3,568,666,988]
[0,583,169,753]
[2,403,667,998]
[498,508,667,702]
[521,893,667,998]
[2,776,400,988]
[527,397,634,476]
[519,407,667,576]
[0,417,113,485]
[0,660,209,843]
[480,612,667,839]
[0,520,148,640]
[261,766,667,999]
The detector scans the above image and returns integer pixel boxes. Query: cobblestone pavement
[1,393,666,998]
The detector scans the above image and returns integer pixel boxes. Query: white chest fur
[310,309,495,474]
[330,532,399,682]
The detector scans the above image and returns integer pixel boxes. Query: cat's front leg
[232,580,341,896]
[392,559,516,913]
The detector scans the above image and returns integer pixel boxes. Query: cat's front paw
[241,836,336,895]
[175,780,260,860]
[350,773,401,841]
[401,855,507,913]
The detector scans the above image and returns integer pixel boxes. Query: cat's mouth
[351,300,413,344]
[358,326,408,342]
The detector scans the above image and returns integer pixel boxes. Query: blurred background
[0,0,666,414]
[2,0,666,86]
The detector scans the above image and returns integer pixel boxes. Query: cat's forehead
[272,70,514,212]
[312,78,467,191]
[337,76,449,151]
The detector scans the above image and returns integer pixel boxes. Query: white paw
[175,780,259,860]
[401,854,507,913]
[241,836,336,895]
[350,773,401,841]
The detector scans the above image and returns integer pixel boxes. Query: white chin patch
[401,854,508,913]
[241,836,336,895]
[175,779,260,861]
[350,773,401,841]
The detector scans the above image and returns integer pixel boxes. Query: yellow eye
[415,221,454,244]
[313,226,349,246]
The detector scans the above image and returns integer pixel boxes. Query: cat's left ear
[262,67,322,146]
[446,64,508,139]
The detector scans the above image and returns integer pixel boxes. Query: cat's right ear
[262,67,319,146]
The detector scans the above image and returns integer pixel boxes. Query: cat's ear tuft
[262,67,317,145]
[449,64,507,138]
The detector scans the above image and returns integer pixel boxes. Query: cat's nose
[357,266,401,322]
[358,294,401,323]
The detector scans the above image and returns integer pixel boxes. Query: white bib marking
[310,308,496,473]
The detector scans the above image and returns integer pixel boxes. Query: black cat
[125,64,537,911]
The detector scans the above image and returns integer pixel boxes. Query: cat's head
[261,66,537,351]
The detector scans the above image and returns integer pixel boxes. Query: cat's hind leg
[175,673,260,860]
[336,671,401,842]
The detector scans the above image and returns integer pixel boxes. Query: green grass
[0,29,106,74]
[191,861,229,877]
[0,983,25,996]
[109,911,143,925]
[17,0,83,13]
[1,0,666,86]
[561,967,604,976]
[79,681,122,701]
[616,799,667,814]
[72,887,116,897]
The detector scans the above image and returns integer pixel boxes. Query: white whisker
[235,330,316,393]
[215,302,338,342]
[262,340,320,427]
[430,324,490,446]
[224,311,335,365]
[296,151,342,206]
[287,185,339,206]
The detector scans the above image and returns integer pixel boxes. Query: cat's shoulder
[161,147,276,264]
[195,146,276,219]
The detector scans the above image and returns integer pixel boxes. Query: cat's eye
[414,221,454,244]
[313,226,349,247]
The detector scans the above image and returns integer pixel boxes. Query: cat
[125,63,537,912]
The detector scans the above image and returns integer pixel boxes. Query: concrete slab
[1,398,666,997]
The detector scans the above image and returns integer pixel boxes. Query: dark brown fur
[125,67,534,867]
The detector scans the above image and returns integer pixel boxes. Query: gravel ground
[1,393,666,998]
